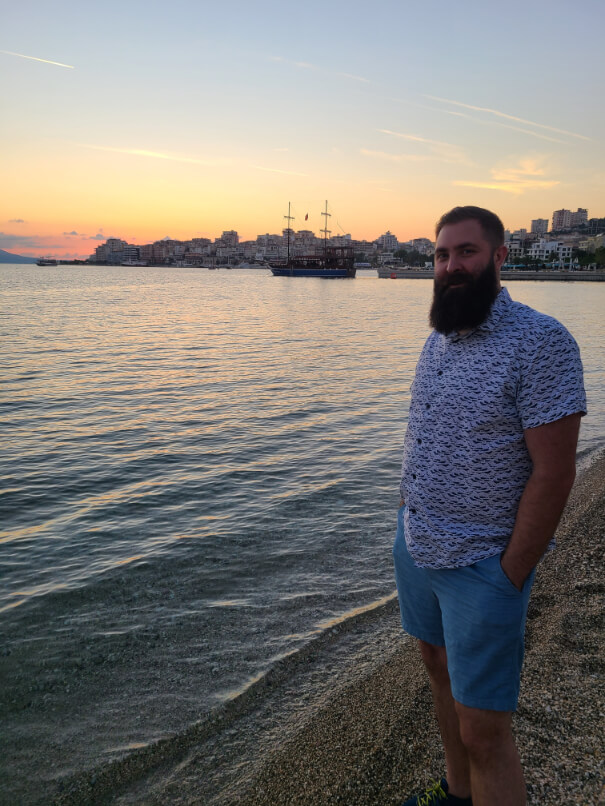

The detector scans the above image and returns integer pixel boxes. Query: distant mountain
[0,249,38,264]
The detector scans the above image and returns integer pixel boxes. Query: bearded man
[394,206,586,806]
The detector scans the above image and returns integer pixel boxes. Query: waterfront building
[505,240,525,262]
[376,231,399,251]
[220,230,239,247]
[399,237,435,255]
[528,239,573,263]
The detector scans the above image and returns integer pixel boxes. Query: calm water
[1,265,604,797]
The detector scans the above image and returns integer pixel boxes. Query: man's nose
[445,256,462,273]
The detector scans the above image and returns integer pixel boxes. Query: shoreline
[50,450,605,805]
[4,262,605,281]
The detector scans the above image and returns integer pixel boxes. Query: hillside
[0,249,38,264]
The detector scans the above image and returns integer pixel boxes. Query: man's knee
[454,701,513,759]
[418,639,449,683]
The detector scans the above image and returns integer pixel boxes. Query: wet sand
[46,451,605,805]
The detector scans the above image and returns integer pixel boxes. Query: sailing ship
[269,201,356,278]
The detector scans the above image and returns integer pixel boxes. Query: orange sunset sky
[1,0,604,258]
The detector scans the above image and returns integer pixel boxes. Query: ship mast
[320,200,331,261]
[284,202,295,264]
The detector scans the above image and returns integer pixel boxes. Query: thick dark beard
[429,257,500,334]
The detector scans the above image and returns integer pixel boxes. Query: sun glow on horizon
[1,1,603,259]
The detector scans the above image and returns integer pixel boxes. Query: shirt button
[437,370,443,376]
[410,508,416,514]
[417,438,422,444]
[426,403,431,409]
[412,474,417,480]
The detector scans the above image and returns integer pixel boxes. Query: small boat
[36,257,58,266]
[270,201,356,278]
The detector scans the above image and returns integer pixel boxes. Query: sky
[1,0,604,258]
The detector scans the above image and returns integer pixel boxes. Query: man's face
[430,219,507,334]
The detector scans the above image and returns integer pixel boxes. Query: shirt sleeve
[516,320,587,430]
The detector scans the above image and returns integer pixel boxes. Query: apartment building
[531,219,549,235]
[376,231,399,251]
[552,208,588,230]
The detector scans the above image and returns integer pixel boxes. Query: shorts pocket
[496,553,523,596]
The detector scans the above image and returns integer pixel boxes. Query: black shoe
[401,777,472,806]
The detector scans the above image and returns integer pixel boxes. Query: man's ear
[494,245,508,270]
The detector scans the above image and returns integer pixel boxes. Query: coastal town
[86,205,605,270]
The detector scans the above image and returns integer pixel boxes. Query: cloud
[78,144,231,167]
[453,156,560,194]
[378,129,473,166]
[252,165,308,177]
[294,61,318,71]
[268,54,370,84]
[423,95,591,142]
[9,218,25,224]
[490,157,550,181]
[0,49,74,69]
[452,180,559,194]
[360,148,430,163]
[0,232,65,250]
[63,230,80,236]
[395,98,567,144]
[89,233,106,240]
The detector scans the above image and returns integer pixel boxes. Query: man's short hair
[436,206,505,249]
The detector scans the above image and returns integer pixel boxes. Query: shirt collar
[447,287,511,342]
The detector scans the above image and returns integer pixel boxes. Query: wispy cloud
[407,101,565,144]
[491,157,549,181]
[268,54,370,84]
[0,49,74,69]
[360,148,430,163]
[424,95,591,142]
[453,156,560,194]
[378,129,472,166]
[453,180,559,194]
[252,165,308,177]
[78,144,231,167]
[9,218,25,224]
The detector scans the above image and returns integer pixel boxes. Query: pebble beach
[46,450,604,806]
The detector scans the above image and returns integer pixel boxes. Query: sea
[1,264,604,803]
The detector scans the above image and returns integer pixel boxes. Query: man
[393,206,586,806]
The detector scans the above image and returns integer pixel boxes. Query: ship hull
[270,266,356,278]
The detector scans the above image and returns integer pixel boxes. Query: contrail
[0,49,74,69]
[424,95,591,141]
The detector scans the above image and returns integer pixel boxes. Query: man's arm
[500,412,582,590]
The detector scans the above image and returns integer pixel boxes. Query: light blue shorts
[393,506,536,712]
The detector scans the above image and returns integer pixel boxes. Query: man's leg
[455,704,525,806]
[418,640,471,799]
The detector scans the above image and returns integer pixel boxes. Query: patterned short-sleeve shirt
[400,287,586,569]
